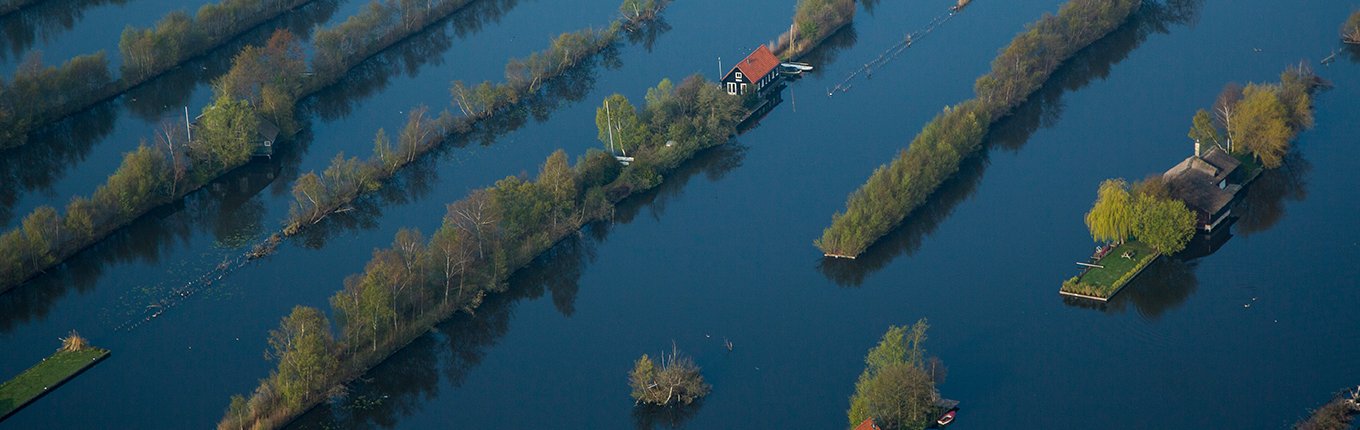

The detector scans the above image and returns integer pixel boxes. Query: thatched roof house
[1162,143,1242,232]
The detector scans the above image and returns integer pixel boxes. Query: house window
[727,82,737,94]
[1218,180,1226,189]
[740,83,747,94]
[735,71,743,81]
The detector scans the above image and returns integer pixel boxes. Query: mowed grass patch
[0,348,109,419]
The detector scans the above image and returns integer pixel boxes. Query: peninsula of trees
[0,0,493,294]
[218,75,746,429]
[815,0,1141,258]
[847,319,947,430]
[772,0,855,59]
[0,0,322,150]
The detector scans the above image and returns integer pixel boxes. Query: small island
[0,331,109,421]
[848,319,955,430]
[1062,64,1324,301]
[628,344,710,407]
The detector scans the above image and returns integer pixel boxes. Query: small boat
[780,62,813,71]
[950,0,972,12]
[937,409,957,426]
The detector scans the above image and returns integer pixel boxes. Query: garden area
[1061,241,1159,300]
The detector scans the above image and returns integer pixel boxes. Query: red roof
[853,418,880,430]
[732,45,780,83]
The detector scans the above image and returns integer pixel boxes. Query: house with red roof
[721,45,780,95]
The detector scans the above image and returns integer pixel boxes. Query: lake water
[1,0,1358,429]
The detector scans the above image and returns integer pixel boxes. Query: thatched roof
[1162,146,1241,222]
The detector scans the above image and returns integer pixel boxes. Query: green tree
[1231,84,1291,169]
[627,345,710,406]
[848,319,939,430]
[1084,179,1136,244]
[628,354,657,402]
[1133,195,1196,254]
[1188,109,1222,148]
[196,96,260,175]
[266,306,338,409]
[595,93,645,153]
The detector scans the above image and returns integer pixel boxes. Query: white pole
[184,106,192,142]
[717,56,722,81]
[605,101,615,154]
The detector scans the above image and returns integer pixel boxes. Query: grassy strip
[814,0,1142,258]
[1060,241,1158,299]
[0,348,109,420]
[0,0,488,294]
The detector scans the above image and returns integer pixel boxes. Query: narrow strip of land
[0,334,108,422]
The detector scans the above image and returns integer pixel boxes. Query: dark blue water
[0,0,223,75]
[2,0,1358,429]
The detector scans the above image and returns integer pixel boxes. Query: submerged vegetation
[0,331,108,419]
[772,0,856,59]
[219,75,745,429]
[628,345,710,406]
[847,320,946,430]
[1344,10,1360,45]
[816,0,1142,258]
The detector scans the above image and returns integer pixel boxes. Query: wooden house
[1162,142,1243,233]
[721,45,780,96]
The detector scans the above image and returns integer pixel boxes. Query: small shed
[721,45,780,96]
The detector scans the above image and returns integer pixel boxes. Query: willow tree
[1084,179,1136,244]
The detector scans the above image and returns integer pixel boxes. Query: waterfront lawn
[1062,241,1159,299]
[0,348,109,418]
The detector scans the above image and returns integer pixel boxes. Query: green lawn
[1061,241,1159,299]
[0,348,109,418]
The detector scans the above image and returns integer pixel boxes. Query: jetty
[0,335,110,421]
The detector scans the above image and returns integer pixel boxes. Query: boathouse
[1162,141,1242,233]
[721,45,780,95]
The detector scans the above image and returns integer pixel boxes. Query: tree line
[219,74,746,429]
[0,31,305,294]
[847,319,947,430]
[815,0,1142,258]
[771,0,855,60]
[1188,64,1324,170]
[286,19,630,236]
[0,0,319,150]
[0,0,496,292]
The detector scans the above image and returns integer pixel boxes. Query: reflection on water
[0,0,342,228]
[0,155,280,333]
[290,232,596,429]
[1236,153,1310,236]
[625,15,671,53]
[0,102,117,226]
[286,128,748,428]
[295,50,615,248]
[815,0,1203,287]
[302,0,520,122]
[1062,257,1200,319]
[797,24,858,79]
[632,400,702,430]
[0,0,128,65]
[124,0,343,122]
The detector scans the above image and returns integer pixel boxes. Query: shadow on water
[0,0,128,65]
[293,49,620,248]
[288,232,598,429]
[1058,137,1312,316]
[300,0,521,122]
[625,15,671,53]
[124,0,344,122]
[284,139,742,427]
[0,0,342,227]
[815,0,1204,287]
[798,24,858,79]
[0,155,281,333]
[0,102,117,227]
